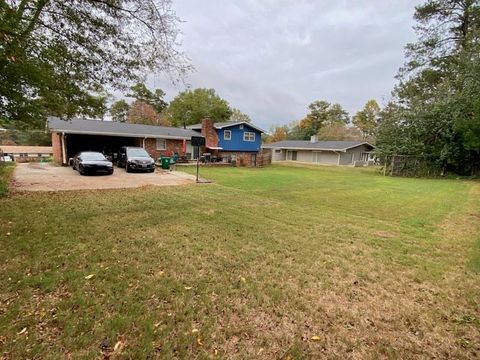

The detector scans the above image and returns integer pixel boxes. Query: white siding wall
[272,149,339,164]
[296,150,314,162]
[272,149,286,161]
[311,151,339,164]
[338,145,371,165]
[270,145,372,165]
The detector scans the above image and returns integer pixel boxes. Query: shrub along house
[264,136,375,165]
[48,117,200,165]
[188,118,265,167]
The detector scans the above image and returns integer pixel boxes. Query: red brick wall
[235,152,255,167]
[143,138,185,159]
[201,118,218,149]
[51,132,62,165]
[219,151,264,167]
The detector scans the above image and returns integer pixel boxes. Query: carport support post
[196,146,200,183]
[61,132,67,165]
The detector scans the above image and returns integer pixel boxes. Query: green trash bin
[161,156,171,169]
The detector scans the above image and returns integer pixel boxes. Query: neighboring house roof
[0,146,53,154]
[188,121,266,133]
[48,117,200,140]
[263,140,375,152]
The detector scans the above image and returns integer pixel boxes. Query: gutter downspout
[142,137,146,149]
[334,150,344,165]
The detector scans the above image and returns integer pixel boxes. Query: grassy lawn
[0,163,14,197]
[1,164,479,358]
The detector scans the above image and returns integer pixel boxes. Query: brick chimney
[201,117,218,149]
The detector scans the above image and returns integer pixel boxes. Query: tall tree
[229,108,251,123]
[266,125,288,143]
[352,99,380,139]
[299,101,349,138]
[0,0,189,128]
[110,100,130,123]
[127,100,171,127]
[128,83,168,114]
[286,120,311,140]
[317,123,364,141]
[377,0,480,174]
[167,88,232,126]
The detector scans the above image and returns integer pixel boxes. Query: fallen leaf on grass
[113,340,125,352]
[197,337,203,346]
[311,336,321,341]
[191,328,199,333]
[239,276,246,283]
[84,274,95,280]
[184,286,192,290]
[17,327,27,335]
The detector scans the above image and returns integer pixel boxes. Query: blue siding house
[188,118,266,166]
[217,123,262,152]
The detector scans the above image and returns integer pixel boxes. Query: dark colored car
[117,146,155,173]
[72,151,114,175]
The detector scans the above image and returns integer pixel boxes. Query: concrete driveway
[13,163,197,192]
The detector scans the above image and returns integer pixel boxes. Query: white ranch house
[264,136,375,166]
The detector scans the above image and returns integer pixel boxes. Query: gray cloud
[149,0,422,129]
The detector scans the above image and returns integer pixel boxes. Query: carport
[65,134,137,162]
[48,117,200,165]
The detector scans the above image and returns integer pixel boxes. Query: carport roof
[48,117,200,140]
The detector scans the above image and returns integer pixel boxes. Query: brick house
[48,117,199,165]
[189,118,266,167]
[0,145,53,162]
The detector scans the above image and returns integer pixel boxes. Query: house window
[156,138,166,150]
[243,132,255,142]
[224,130,231,140]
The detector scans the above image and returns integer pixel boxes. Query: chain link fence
[382,154,443,178]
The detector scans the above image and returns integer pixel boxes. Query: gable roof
[48,117,199,140]
[188,121,265,133]
[263,140,375,152]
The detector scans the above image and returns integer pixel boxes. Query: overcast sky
[150,0,422,130]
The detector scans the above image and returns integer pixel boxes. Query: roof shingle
[48,117,199,139]
[263,140,374,151]
[188,121,265,133]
